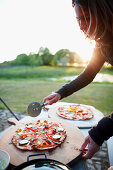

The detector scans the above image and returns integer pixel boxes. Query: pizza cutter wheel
[27,101,48,117]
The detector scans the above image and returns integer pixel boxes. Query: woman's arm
[56,48,105,99]
[43,47,105,104]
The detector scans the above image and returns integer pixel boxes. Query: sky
[0,0,95,63]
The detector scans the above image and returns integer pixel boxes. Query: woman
[43,0,113,159]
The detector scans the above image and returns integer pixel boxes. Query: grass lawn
[0,65,113,79]
[0,66,84,79]
[0,79,112,116]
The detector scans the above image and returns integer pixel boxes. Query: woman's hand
[43,92,61,105]
[80,135,100,159]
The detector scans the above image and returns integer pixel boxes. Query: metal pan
[13,153,71,170]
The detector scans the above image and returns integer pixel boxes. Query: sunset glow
[0,0,95,63]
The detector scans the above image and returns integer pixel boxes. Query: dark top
[56,39,113,146]
[89,113,113,146]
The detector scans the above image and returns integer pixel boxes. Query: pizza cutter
[27,101,48,117]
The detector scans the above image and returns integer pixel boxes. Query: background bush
[6,47,84,66]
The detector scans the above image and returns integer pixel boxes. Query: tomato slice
[77,109,83,113]
[49,124,58,128]
[16,128,22,133]
[82,113,88,115]
[45,133,58,141]
[26,127,36,132]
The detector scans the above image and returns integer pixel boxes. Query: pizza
[12,120,67,150]
[56,104,94,120]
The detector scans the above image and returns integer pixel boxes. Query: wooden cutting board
[0,117,84,166]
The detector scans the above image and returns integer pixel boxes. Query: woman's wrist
[52,92,61,100]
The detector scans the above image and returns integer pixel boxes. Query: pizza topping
[17,132,23,135]
[51,129,56,134]
[44,125,49,129]
[38,126,45,130]
[12,120,67,151]
[57,127,64,132]
[46,139,51,145]
[16,129,22,133]
[26,127,36,132]
[20,134,28,139]
[57,104,94,120]
[19,139,29,145]
[26,125,33,128]
[49,124,58,128]
[76,109,83,113]
[45,133,59,141]
[52,134,61,139]
[82,112,88,115]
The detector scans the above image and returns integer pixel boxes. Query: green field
[0,66,84,79]
[0,66,113,115]
[0,65,113,79]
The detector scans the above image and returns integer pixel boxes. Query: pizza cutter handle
[41,101,49,107]
[27,153,47,162]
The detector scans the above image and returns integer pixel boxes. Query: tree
[54,49,70,66]
[28,53,37,66]
[69,52,83,65]
[38,47,54,65]
[11,53,37,66]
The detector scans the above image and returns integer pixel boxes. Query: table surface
[0,102,112,169]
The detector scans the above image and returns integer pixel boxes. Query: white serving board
[47,102,104,128]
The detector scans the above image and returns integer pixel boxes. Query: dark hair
[72,0,113,41]
[72,0,87,7]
